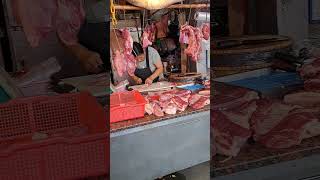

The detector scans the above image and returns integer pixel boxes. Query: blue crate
[228,72,303,93]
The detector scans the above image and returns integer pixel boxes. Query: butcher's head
[132,42,145,62]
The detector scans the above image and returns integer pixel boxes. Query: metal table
[110,110,210,180]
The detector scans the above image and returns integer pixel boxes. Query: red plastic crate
[110,90,146,123]
[0,92,109,180]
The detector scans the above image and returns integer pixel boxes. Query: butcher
[131,42,164,85]
[60,0,108,74]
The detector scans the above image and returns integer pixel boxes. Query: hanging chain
[110,0,117,26]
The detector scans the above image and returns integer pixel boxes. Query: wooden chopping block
[168,73,202,83]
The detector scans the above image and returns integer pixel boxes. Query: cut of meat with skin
[284,91,320,107]
[163,103,177,115]
[152,102,164,117]
[304,79,320,92]
[122,28,133,55]
[212,89,259,110]
[12,0,85,47]
[113,50,127,77]
[212,110,252,157]
[188,94,201,106]
[172,96,188,112]
[258,108,320,149]
[191,96,210,110]
[145,103,153,115]
[174,89,192,97]
[202,23,210,40]
[212,101,257,157]
[299,58,320,79]
[142,23,156,48]
[179,24,203,61]
[251,99,299,140]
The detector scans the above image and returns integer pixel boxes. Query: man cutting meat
[131,42,164,85]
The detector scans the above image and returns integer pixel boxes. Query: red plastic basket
[0,92,109,180]
[110,90,146,123]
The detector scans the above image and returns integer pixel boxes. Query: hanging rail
[114,3,210,10]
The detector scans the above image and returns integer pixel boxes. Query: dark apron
[134,47,159,84]
[78,20,113,81]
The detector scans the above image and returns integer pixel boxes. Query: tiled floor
[179,162,210,180]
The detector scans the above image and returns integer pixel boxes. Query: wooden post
[178,12,187,74]
[228,0,248,36]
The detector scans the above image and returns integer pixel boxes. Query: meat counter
[110,105,210,180]
[211,68,320,180]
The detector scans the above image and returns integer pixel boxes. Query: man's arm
[58,35,103,73]
[149,59,163,81]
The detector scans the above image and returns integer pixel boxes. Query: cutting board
[129,81,175,92]
[61,73,108,97]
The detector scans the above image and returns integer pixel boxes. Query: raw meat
[172,96,188,112]
[202,23,210,40]
[155,14,169,38]
[284,91,320,107]
[122,28,134,54]
[12,0,85,47]
[163,103,177,115]
[212,101,257,157]
[251,99,299,140]
[174,89,192,97]
[113,50,127,77]
[152,102,164,117]
[191,96,210,110]
[258,108,320,149]
[299,58,320,79]
[188,94,202,106]
[142,23,156,48]
[304,79,320,92]
[145,103,153,115]
[198,90,210,96]
[212,88,259,110]
[179,24,203,61]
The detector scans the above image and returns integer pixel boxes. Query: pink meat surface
[12,0,85,47]
[145,103,153,115]
[251,99,299,141]
[202,23,210,40]
[113,50,127,77]
[172,96,188,112]
[152,102,164,117]
[191,96,210,110]
[122,28,133,54]
[284,91,320,107]
[299,58,320,79]
[258,108,320,149]
[304,79,320,92]
[179,24,203,61]
[163,103,178,115]
[142,23,156,48]
[212,88,259,110]
[212,101,257,157]
[188,94,202,106]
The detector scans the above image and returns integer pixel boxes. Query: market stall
[211,34,320,179]
[109,0,210,179]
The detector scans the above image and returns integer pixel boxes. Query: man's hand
[145,77,153,85]
[80,51,103,73]
[135,77,143,85]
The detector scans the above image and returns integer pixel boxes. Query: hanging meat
[142,23,156,48]
[126,0,184,10]
[113,50,127,77]
[11,0,85,47]
[179,24,203,61]
[155,14,169,39]
[121,28,137,76]
[202,23,210,40]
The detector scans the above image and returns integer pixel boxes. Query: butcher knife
[213,36,290,49]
